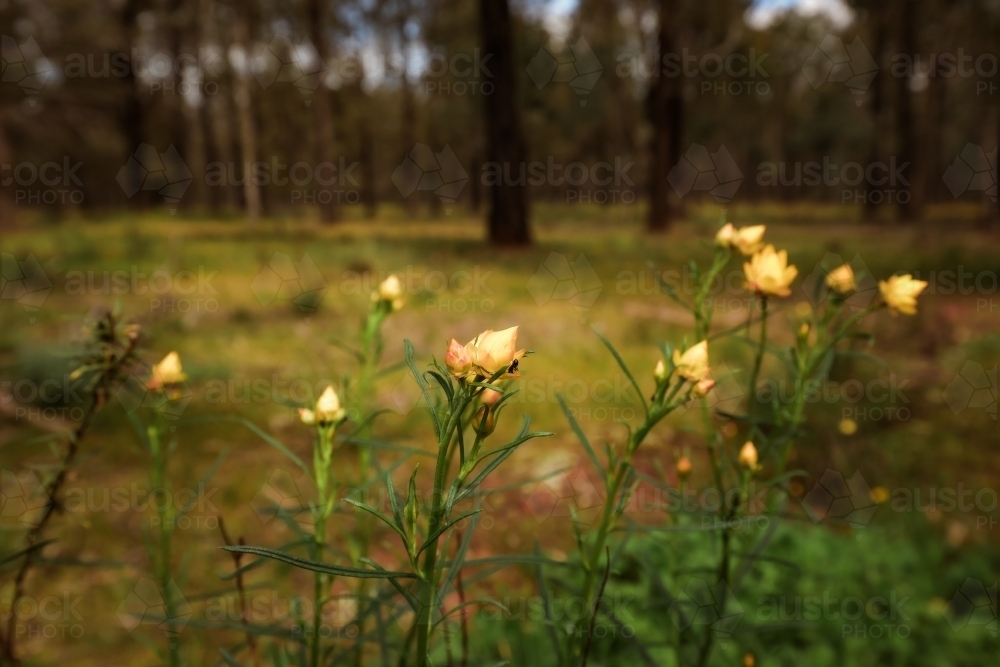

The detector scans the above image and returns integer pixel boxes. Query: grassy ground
[1,203,998,665]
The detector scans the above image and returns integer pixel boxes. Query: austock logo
[802,34,878,105]
[802,469,878,528]
[251,36,326,104]
[526,36,603,106]
[117,577,192,643]
[1,253,52,322]
[114,359,194,424]
[525,468,602,526]
[250,252,327,313]
[668,577,743,640]
[391,144,468,212]
[116,144,193,212]
[1,468,48,527]
[942,144,997,202]
[251,468,312,526]
[944,361,997,422]
[526,252,603,321]
[946,578,997,636]
[801,252,878,310]
[667,144,743,203]
[1,35,55,102]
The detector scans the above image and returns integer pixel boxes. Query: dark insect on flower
[507,359,519,374]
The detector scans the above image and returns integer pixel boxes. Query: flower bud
[825,264,856,294]
[738,441,758,469]
[653,359,667,382]
[677,456,692,480]
[481,388,502,406]
[446,338,472,379]
[473,405,496,436]
[148,352,187,389]
[378,274,403,300]
[313,385,346,425]
[692,378,715,398]
[672,341,710,383]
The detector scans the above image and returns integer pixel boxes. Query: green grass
[1,205,998,665]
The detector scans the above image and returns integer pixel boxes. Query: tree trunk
[479,0,530,245]
[894,0,921,222]
[179,2,206,212]
[863,0,887,223]
[232,0,261,221]
[646,0,677,233]
[399,22,418,218]
[201,0,238,212]
[120,0,147,210]
[0,112,14,229]
[308,0,338,223]
[360,112,377,218]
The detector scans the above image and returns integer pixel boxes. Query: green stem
[149,422,179,667]
[415,391,471,667]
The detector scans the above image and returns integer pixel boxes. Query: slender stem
[415,391,471,667]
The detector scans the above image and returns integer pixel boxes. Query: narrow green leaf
[558,395,607,484]
[404,339,441,438]
[592,327,649,417]
[221,546,417,579]
[416,509,481,557]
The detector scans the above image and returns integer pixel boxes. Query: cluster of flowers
[716,222,928,312]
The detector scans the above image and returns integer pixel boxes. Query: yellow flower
[372,274,405,310]
[879,274,928,316]
[733,225,766,255]
[826,264,856,294]
[148,352,187,389]
[677,456,692,480]
[744,245,798,297]
[445,338,473,379]
[871,486,890,504]
[312,385,346,424]
[716,224,766,255]
[715,223,736,247]
[468,327,525,379]
[738,441,759,469]
[838,418,858,436]
[672,341,710,383]
[653,359,667,382]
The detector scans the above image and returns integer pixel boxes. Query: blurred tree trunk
[863,0,887,223]
[399,21,418,217]
[120,0,147,210]
[308,0,338,223]
[360,112,377,218]
[180,3,206,212]
[201,0,238,212]
[479,0,530,245]
[232,0,261,221]
[0,112,13,229]
[647,0,678,233]
[894,0,921,222]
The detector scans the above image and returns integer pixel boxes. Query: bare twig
[0,313,140,665]
[219,517,260,667]
[581,546,612,667]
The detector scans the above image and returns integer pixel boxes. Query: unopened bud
[738,441,758,469]
[473,405,496,436]
[692,378,715,397]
